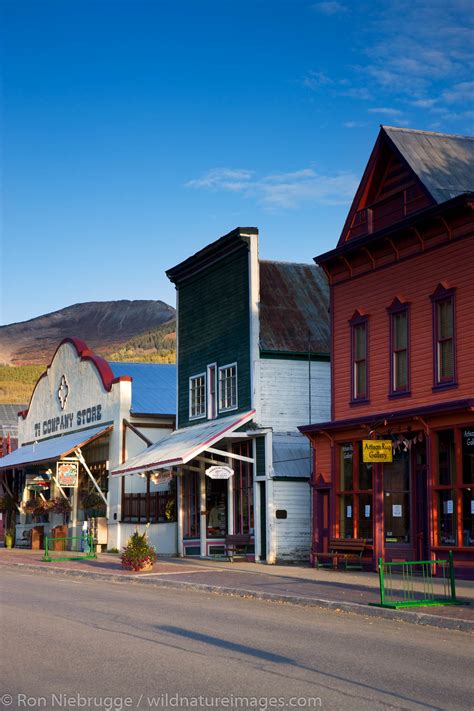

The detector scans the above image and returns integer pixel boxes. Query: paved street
[1,568,472,711]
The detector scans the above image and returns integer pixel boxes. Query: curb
[2,561,473,633]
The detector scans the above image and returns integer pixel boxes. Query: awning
[112,410,255,476]
[0,425,113,470]
[272,434,311,478]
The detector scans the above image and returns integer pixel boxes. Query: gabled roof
[259,261,329,355]
[108,362,176,416]
[337,125,474,248]
[384,126,474,204]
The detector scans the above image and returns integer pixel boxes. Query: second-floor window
[350,313,368,402]
[219,364,237,411]
[432,285,456,387]
[388,301,409,395]
[189,373,206,419]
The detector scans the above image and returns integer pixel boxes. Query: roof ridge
[260,259,320,267]
[382,125,474,141]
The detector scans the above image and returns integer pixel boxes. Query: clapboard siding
[259,359,330,432]
[177,245,251,427]
[272,480,311,561]
[332,237,474,421]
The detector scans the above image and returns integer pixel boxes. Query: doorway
[316,488,330,553]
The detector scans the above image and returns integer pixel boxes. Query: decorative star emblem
[58,374,69,410]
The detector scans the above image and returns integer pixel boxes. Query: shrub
[121,526,157,571]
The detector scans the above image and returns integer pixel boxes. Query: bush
[121,527,157,571]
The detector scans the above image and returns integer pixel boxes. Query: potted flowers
[121,525,157,572]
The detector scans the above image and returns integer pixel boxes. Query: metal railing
[371,552,464,609]
[42,534,97,563]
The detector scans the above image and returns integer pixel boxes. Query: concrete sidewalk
[1,548,472,631]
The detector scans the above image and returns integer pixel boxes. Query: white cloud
[441,81,474,104]
[186,167,359,210]
[368,107,404,116]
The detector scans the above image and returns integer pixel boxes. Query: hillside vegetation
[0,321,177,403]
[0,365,44,404]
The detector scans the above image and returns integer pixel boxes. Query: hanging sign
[362,440,393,463]
[150,471,173,486]
[205,465,234,480]
[57,460,79,488]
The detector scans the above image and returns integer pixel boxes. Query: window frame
[431,284,457,390]
[387,298,410,398]
[349,311,369,405]
[189,372,207,421]
[218,362,238,413]
[207,363,217,420]
[433,427,474,549]
[336,441,374,543]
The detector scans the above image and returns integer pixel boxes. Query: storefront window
[340,444,353,489]
[462,490,474,547]
[384,451,410,544]
[339,493,354,538]
[233,441,254,536]
[183,471,200,538]
[438,489,457,546]
[122,474,176,524]
[462,428,474,484]
[337,442,373,542]
[438,430,456,485]
[206,478,227,538]
[434,429,473,548]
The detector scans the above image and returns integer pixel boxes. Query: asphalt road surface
[0,569,471,711]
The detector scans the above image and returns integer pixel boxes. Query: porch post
[199,462,206,557]
[177,470,184,557]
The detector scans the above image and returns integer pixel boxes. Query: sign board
[205,465,234,480]
[362,440,393,463]
[392,504,402,518]
[57,460,79,488]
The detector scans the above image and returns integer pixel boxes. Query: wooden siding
[332,237,474,421]
[272,480,311,561]
[259,359,330,432]
[177,245,251,427]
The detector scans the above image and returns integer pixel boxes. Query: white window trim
[218,362,238,413]
[207,363,217,420]
[189,372,207,421]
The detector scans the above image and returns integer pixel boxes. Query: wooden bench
[314,538,366,570]
[225,534,252,562]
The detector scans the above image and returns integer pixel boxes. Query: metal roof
[108,362,176,415]
[259,261,330,354]
[112,410,255,476]
[0,424,112,470]
[272,434,311,478]
[0,404,25,438]
[384,126,474,203]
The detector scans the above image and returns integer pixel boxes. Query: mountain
[0,300,176,366]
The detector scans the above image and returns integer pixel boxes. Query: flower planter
[4,533,14,549]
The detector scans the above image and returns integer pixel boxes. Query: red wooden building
[300,126,474,578]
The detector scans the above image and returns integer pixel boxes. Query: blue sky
[1,0,473,325]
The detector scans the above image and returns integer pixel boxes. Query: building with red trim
[300,126,474,578]
[0,338,177,552]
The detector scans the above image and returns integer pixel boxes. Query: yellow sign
[362,440,393,463]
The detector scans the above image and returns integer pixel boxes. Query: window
[183,470,200,538]
[337,442,373,542]
[121,475,176,524]
[431,285,456,388]
[384,451,410,544]
[189,373,206,419]
[433,429,474,548]
[233,441,254,536]
[388,300,409,396]
[219,363,238,412]
[349,312,368,402]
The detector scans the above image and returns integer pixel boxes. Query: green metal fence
[42,534,97,563]
[370,552,465,609]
